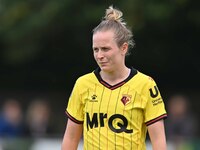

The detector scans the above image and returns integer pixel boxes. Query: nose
[96,50,104,59]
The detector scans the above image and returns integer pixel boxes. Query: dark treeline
[0,0,199,92]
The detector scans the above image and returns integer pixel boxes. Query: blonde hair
[93,6,134,55]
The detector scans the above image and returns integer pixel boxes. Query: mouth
[99,62,107,66]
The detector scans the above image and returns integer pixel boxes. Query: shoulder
[77,71,95,81]
[75,70,96,85]
[135,70,156,85]
[132,70,159,98]
[71,71,97,95]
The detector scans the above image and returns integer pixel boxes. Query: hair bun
[104,6,123,22]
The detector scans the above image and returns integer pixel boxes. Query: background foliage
[0,0,199,134]
[0,0,199,90]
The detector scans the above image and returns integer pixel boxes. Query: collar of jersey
[93,67,137,90]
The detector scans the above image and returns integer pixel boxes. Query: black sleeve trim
[65,111,84,124]
[145,114,167,126]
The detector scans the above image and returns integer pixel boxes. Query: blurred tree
[0,0,199,90]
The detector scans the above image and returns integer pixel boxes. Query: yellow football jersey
[66,68,167,150]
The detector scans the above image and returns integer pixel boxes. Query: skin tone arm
[147,119,167,150]
[61,119,83,150]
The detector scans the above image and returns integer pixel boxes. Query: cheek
[110,52,119,59]
[111,53,123,63]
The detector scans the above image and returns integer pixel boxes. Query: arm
[147,119,167,150]
[61,119,83,150]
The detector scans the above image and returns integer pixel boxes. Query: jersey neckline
[93,67,137,90]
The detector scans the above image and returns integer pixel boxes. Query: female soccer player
[62,5,167,150]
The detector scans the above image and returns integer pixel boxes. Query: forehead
[93,30,116,46]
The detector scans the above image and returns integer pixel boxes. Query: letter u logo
[149,86,159,98]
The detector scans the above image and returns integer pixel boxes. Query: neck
[100,66,130,85]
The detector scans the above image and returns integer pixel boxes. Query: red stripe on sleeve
[65,111,83,124]
[145,114,167,126]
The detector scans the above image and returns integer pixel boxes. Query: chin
[100,66,112,73]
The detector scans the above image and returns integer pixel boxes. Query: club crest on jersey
[121,94,131,105]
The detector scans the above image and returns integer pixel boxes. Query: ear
[120,42,128,55]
